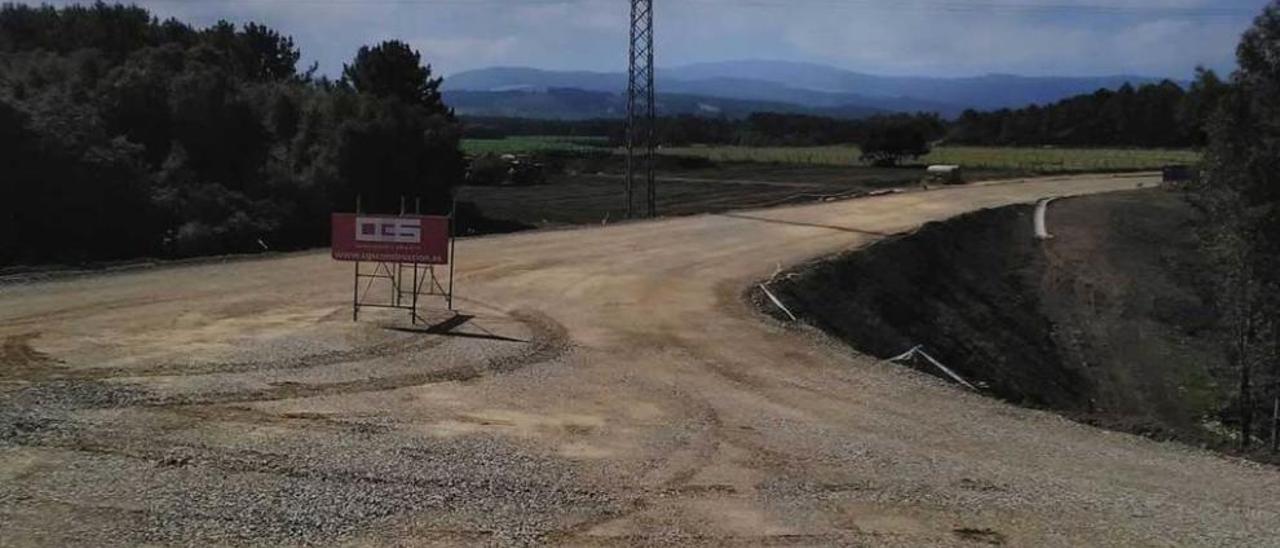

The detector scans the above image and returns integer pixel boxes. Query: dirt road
[3,174,1277,546]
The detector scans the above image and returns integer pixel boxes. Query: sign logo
[356,217,422,244]
[331,214,450,265]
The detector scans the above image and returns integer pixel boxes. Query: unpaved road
[2,174,1278,546]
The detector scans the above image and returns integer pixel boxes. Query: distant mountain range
[444,88,886,120]
[442,59,1180,120]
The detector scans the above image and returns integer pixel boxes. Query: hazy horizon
[446,59,1196,80]
[22,0,1273,80]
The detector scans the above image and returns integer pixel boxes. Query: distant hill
[443,60,1180,119]
[661,60,1176,110]
[444,88,885,120]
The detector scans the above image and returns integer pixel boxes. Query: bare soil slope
[769,190,1226,445]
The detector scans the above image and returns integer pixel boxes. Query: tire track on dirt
[0,294,212,328]
[4,429,615,547]
[546,371,728,543]
[1,310,570,419]
[0,311,596,545]
[15,434,600,498]
[128,309,572,407]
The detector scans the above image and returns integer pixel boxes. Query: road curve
[3,174,1278,546]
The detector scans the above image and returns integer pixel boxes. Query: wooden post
[1239,315,1253,451]
[1274,319,1279,454]
[1271,396,1278,454]
[411,260,419,325]
[395,196,405,307]
[448,196,457,311]
[412,194,422,323]
[353,195,362,322]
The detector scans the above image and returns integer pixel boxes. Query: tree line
[463,74,1228,166]
[0,2,464,265]
[464,112,945,166]
[465,74,1229,152]
[1193,1,1280,455]
[948,71,1229,148]
[464,112,946,149]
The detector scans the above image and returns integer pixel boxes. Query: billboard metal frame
[342,196,457,324]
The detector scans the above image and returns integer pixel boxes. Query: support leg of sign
[353,194,362,322]
[388,262,397,307]
[411,262,419,325]
[394,263,402,308]
[397,196,406,311]
[448,219,457,312]
[415,263,430,322]
[352,260,360,321]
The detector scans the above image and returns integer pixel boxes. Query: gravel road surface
[3,174,1278,546]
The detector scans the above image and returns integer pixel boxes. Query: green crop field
[657,145,1200,173]
[462,136,1199,174]
[462,135,608,155]
[923,146,1200,172]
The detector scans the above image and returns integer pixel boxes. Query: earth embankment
[769,189,1225,443]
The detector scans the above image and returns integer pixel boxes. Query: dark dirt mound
[768,189,1226,444]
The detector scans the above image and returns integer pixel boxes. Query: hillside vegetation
[460,75,1221,172]
[0,3,463,265]
[949,71,1228,148]
[464,79,1223,150]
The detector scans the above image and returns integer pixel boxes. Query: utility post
[1271,394,1278,454]
[626,0,656,218]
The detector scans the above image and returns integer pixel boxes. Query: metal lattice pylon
[626,0,655,218]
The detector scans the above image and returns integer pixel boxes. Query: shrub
[466,154,510,186]
[860,124,931,167]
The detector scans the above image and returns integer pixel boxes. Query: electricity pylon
[626,0,655,218]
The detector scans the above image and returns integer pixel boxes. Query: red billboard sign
[331,214,450,264]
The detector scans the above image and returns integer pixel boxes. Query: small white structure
[926,165,965,184]
[1034,198,1056,240]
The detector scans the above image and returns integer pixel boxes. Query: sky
[31,0,1276,79]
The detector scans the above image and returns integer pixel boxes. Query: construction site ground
[3,174,1278,546]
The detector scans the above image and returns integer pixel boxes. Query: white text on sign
[356,217,422,244]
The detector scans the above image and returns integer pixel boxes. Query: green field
[463,136,1200,174]
[657,145,1200,173]
[923,146,1199,171]
[462,135,608,155]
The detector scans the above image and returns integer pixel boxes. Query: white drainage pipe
[888,345,978,391]
[1034,198,1057,240]
[758,283,798,322]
